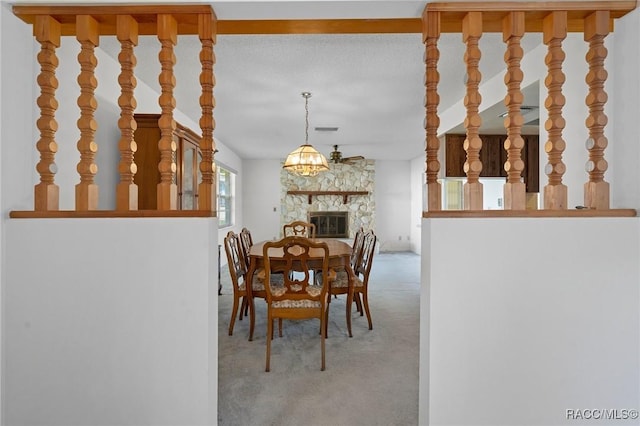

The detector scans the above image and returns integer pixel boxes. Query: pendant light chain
[304,94,311,144]
[304,92,310,144]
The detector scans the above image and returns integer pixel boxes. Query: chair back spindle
[283,221,317,238]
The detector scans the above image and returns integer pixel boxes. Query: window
[217,166,235,228]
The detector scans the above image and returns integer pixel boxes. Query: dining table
[246,238,356,340]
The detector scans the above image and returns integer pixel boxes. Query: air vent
[314,127,339,132]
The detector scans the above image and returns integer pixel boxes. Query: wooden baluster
[75,15,99,211]
[116,15,139,211]
[543,11,568,210]
[462,12,483,210]
[423,10,442,211]
[584,10,610,209]
[157,14,178,210]
[198,13,217,212]
[502,12,526,210]
[34,15,61,211]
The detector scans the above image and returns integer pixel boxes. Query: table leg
[247,257,257,341]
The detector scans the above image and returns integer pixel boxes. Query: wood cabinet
[445,133,539,192]
[133,113,202,210]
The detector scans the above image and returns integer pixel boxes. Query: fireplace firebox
[309,211,349,238]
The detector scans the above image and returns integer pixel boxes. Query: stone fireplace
[281,160,375,239]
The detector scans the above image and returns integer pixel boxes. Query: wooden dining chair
[223,231,249,336]
[239,227,254,270]
[262,236,331,372]
[350,227,366,313]
[349,230,377,332]
[224,230,283,340]
[283,220,317,238]
[239,228,286,334]
[316,227,365,336]
[322,229,377,336]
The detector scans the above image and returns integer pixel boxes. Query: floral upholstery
[270,283,324,308]
[325,268,364,288]
[272,299,322,309]
[270,284,322,298]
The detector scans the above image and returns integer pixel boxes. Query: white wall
[421,217,639,426]
[410,155,424,254]
[0,5,5,425]
[5,218,218,425]
[0,8,37,423]
[242,159,288,243]
[610,8,640,209]
[375,160,413,251]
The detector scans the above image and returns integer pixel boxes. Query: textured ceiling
[98,1,543,161]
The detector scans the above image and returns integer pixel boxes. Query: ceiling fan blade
[342,155,365,163]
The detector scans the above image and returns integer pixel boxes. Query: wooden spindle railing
[116,15,139,211]
[157,14,179,211]
[421,1,636,217]
[10,5,218,218]
[462,11,483,210]
[198,13,217,212]
[584,10,610,210]
[543,11,568,210]
[9,2,638,219]
[423,10,442,211]
[34,15,61,212]
[75,15,100,211]
[502,11,526,210]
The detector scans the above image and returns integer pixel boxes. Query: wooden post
[116,15,139,211]
[34,15,61,211]
[462,12,483,210]
[75,15,100,211]
[543,11,568,210]
[198,13,217,212]
[157,14,178,210]
[502,12,526,210]
[423,10,442,211]
[583,10,610,209]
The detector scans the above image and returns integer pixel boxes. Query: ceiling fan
[329,145,365,164]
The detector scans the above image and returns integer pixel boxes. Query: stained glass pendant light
[282,92,329,177]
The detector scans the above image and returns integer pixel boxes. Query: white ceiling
[97,0,544,161]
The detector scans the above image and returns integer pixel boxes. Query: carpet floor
[217,251,421,426]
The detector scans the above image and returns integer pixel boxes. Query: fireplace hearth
[309,211,349,238]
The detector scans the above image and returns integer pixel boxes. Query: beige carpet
[217,251,420,426]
